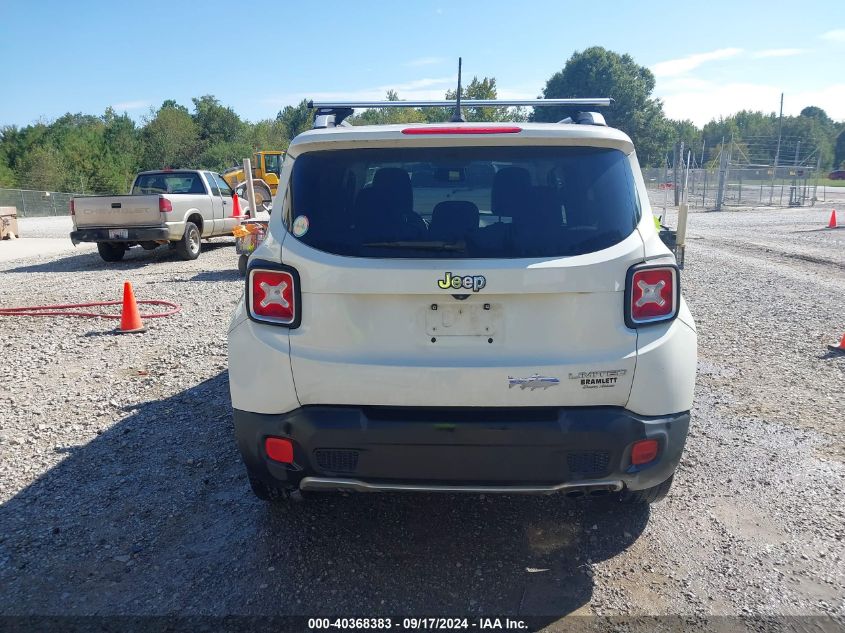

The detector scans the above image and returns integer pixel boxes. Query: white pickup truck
[70,169,246,262]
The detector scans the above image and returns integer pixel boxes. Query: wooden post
[243,159,257,219]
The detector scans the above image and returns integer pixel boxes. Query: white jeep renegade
[227,100,697,505]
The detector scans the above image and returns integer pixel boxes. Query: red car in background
[829,170,845,180]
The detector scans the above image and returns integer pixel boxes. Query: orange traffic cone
[828,210,837,228]
[231,193,242,218]
[116,281,147,334]
[828,332,845,353]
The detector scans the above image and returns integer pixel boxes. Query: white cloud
[656,81,845,126]
[751,48,805,58]
[111,100,150,111]
[820,29,845,42]
[405,56,446,67]
[651,48,743,78]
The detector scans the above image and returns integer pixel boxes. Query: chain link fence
[642,166,832,210]
[0,188,77,218]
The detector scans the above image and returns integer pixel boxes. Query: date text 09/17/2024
[307,617,528,630]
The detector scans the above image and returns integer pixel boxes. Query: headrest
[372,167,413,213]
[491,167,531,217]
[429,201,480,240]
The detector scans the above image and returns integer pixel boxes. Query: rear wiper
[362,240,466,251]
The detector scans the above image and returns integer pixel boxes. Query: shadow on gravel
[6,241,236,274]
[0,372,649,622]
[189,269,241,283]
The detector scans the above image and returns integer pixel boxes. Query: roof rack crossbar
[309,98,612,109]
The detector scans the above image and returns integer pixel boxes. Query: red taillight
[401,126,522,135]
[631,439,659,466]
[247,267,299,326]
[159,197,173,213]
[69,199,75,216]
[626,264,679,327]
[265,437,294,463]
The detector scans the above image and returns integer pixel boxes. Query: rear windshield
[290,146,640,259]
[131,172,207,195]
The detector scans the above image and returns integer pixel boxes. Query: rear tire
[175,222,201,260]
[97,242,126,262]
[619,474,674,504]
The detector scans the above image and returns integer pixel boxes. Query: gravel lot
[0,208,843,627]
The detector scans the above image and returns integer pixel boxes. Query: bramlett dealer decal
[437,272,486,292]
[569,369,627,389]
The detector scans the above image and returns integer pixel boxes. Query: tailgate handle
[111,202,122,209]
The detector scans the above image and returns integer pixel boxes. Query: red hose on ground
[0,299,181,319]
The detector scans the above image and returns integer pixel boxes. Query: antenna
[450,57,466,123]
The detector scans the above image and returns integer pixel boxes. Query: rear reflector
[247,267,299,327]
[402,126,522,135]
[265,437,293,463]
[625,264,679,327]
[69,199,75,216]
[631,439,659,466]
[159,197,173,213]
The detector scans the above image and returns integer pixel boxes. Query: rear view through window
[132,172,207,195]
[290,146,640,258]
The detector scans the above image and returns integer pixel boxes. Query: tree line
[1,47,843,195]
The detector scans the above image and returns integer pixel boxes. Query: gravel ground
[0,207,843,628]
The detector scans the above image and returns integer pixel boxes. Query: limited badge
[569,369,627,389]
[292,215,309,237]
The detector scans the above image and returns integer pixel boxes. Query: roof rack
[308,98,613,128]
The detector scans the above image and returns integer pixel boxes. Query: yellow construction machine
[222,150,285,213]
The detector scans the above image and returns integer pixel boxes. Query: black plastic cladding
[623,262,681,329]
[245,259,303,329]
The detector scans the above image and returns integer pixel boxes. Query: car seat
[428,201,479,242]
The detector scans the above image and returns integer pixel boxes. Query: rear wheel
[97,242,126,262]
[174,222,201,260]
[619,474,674,504]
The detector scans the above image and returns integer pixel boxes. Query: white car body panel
[228,121,696,419]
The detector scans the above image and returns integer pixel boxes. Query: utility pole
[769,92,784,205]
[674,141,684,206]
[716,137,726,211]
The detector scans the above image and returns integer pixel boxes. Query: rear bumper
[70,227,170,245]
[234,406,689,494]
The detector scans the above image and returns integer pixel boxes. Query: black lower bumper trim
[234,406,690,493]
[70,227,170,244]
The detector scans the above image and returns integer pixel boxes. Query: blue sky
[1,0,843,127]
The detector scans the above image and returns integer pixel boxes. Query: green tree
[535,47,673,166]
[17,145,66,191]
[443,76,521,122]
[192,95,245,147]
[140,101,200,170]
[96,108,140,193]
[248,118,289,151]
[276,100,314,140]
[355,91,428,125]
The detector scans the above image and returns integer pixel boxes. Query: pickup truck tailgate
[73,195,162,228]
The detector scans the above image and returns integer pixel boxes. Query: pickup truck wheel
[175,222,201,260]
[97,242,126,262]
[619,474,674,504]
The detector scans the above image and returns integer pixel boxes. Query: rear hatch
[282,135,644,408]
